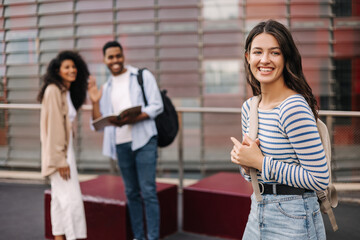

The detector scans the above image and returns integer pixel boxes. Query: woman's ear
[245,52,250,63]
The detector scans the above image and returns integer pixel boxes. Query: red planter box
[183,172,252,239]
[45,175,178,240]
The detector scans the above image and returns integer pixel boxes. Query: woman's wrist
[91,100,100,105]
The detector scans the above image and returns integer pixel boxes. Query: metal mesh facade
[0,0,359,178]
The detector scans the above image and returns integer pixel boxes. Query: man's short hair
[102,41,123,56]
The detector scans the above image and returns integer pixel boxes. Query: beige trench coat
[40,84,71,177]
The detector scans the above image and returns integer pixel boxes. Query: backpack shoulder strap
[317,119,338,206]
[249,96,261,140]
[248,95,263,202]
[317,119,332,180]
[316,119,339,231]
[137,68,148,106]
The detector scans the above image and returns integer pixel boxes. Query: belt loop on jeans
[272,184,277,195]
[259,182,264,194]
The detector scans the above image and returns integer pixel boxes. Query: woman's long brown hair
[244,20,319,120]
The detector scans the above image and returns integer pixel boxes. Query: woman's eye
[253,51,261,55]
[272,52,280,55]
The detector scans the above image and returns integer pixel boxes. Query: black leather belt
[259,183,313,195]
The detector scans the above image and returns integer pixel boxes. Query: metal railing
[1,103,360,191]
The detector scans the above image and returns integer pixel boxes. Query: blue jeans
[116,136,160,240]
[243,192,326,240]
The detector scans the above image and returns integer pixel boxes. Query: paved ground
[0,181,223,240]
[0,172,360,240]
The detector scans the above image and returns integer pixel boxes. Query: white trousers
[49,134,87,240]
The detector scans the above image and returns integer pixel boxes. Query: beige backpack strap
[327,209,338,232]
[317,189,338,231]
[249,96,262,202]
[328,184,339,232]
[316,120,339,231]
[328,184,338,208]
[250,169,262,202]
[317,120,333,182]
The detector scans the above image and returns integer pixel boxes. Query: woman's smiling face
[246,33,285,86]
[59,59,77,88]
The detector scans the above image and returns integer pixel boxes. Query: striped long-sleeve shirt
[241,94,329,191]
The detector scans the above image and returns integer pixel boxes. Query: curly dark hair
[244,20,319,120]
[37,50,90,110]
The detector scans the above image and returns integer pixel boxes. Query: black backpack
[137,68,179,147]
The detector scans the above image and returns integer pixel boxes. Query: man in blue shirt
[88,41,163,240]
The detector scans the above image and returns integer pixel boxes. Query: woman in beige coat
[38,51,89,240]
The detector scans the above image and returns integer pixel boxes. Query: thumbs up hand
[230,134,264,171]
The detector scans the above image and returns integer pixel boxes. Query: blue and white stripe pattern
[241,94,329,191]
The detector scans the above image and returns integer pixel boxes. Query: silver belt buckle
[259,182,264,194]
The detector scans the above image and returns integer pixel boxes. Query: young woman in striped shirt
[230,20,329,240]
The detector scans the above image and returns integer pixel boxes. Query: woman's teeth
[259,67,272,72]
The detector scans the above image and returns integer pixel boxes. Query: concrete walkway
[1,170,360,240]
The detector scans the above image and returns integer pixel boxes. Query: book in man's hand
[92,105,141,131]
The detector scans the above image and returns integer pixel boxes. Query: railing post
[178,111,184,193]
[200,111,206,177]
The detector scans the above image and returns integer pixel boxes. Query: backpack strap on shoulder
[249,95,263,202]
[316,119,339,231]
[317,189,338,231]
[137,68,148,106]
